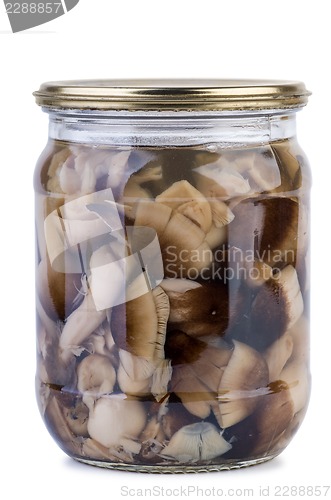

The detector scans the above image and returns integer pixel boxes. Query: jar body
[35,110,311,472]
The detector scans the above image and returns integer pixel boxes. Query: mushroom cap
[246,265,304,351]
[160,422,232,462]
[134,199,172,235]
[171,364,215,420]
[216,340,269,428]
[111,286,169,361]
[76,353,116,396]
[36,257,82,322]
[229,197,299,268]
[87,394,146,449]
[194,162,251,200]
[160,212,205,251]
[111,290,158,359]
[166,282,229,338]
[166,331,232,419]
[59,292,107,355]
[252,381,294,455]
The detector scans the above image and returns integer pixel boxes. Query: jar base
[74,453,279,473]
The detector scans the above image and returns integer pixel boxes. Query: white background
[0,1,329,499]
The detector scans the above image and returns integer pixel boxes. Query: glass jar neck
[47,109,298,147]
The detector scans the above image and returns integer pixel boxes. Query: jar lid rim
[33,79,311,111]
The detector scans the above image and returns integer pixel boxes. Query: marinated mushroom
[132,180,235,278]
[87,394,147,452]
[123,164,163,215]
[216,340,269,428]
[60,291,107,362]
[250,265,304,350]
[164,281,229,338]
[279,362,310,415]
[36,257,82,321]
[252,381,294,455]
[264,334,294,382]
[111,286,170,360]
[160,422,232,462]
[166,331,232,420]
[156,180,213,233]
[229,197,300,269]
[194,161,251,200]
[76,353,116,398]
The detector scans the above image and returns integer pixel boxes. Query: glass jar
[33,80,311,472]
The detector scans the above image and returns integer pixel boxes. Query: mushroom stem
[60,292,107,360]
[264,334,294,382]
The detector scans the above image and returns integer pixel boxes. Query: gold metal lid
[33,79,311,112]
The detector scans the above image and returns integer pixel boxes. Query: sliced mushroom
[160,422,232,462]
[264,334,294,381]
[87,394,146,450]
[216,340,269,428]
